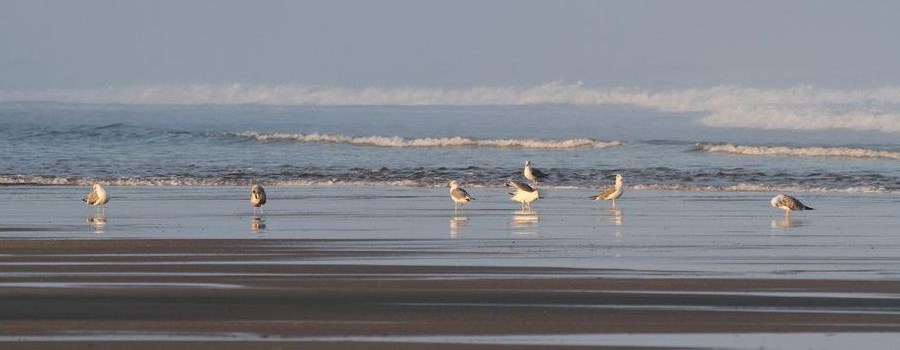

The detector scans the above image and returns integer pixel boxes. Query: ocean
[1,84,898,192]
[3,86,900,348]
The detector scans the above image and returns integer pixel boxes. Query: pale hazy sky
[3,0,900,89]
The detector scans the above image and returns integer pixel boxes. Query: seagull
[590,173,624,205]
[771,194,813,216]
[250,184,267,213]
[506,180,540,210]
[448,180,474,211]
[523,160,547,186]
[82,184,109,213]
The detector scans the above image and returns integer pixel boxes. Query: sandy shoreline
[3,187,900,348]
[3,239,900,349]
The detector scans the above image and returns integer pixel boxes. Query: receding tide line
[234,131,624,149]
[697,143,900,160]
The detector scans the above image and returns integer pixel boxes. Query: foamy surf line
[698,143,900,160]
[233,131,623,149]
[630,184,895,194]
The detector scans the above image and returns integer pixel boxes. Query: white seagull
[506,180,540,210]
[590,173,624,205]
[250,184,267,213]
[448,180,474,210]
[82,184,109,213]
[523,160,547,186]
[771,194,813,216]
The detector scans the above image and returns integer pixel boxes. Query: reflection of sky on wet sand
[3,186,898,280]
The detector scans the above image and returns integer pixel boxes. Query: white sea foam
[0,176,449,188]
[234,131,623,149]
[630,183,894,194]
[4,83,900,133]
[698,143,900,160]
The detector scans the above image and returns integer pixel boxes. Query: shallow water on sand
[3,332,899,350]
[2,186,898,280]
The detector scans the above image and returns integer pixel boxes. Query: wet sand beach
[2,186,900,349]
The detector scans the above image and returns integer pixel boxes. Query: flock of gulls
[448,161,628,212]
[82,160,814,218]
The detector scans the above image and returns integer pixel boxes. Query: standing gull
[506,180,540,210]
[448,180,474,211]
[250,184,267,213]
[771,194,813,216]
[82,184,109,213]
[590,173,624,205]
[523,160,547,186]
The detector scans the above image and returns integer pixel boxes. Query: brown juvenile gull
[82,184,109,213]
[590,173,624,205]
[770,193,813,216]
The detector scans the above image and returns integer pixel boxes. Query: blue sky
[3,0,900,89]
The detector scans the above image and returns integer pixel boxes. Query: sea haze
[1,85,898,193]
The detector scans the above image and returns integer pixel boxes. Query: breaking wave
[5,83,900,133]
[232,131,624,149]
[697,143,900,160]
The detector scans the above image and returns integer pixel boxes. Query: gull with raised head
[506,180,540,210]
[448,180,474,211]
[771,193,813,216]
[82,184,109,213]
[250,184,267,213]
[523,160,547,186]
[590,173,624,205]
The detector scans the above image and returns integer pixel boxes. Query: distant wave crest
[5,83,900,133]
[233,131,624,149]
[697,143,900,160]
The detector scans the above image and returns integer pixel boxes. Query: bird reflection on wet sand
[604,207,623,239]
[449,213,469,238]
[509,210,539,237]
[771,216,804,230]
[86,213,107,234]
[605,207,623,226]
[250,214,266,232]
